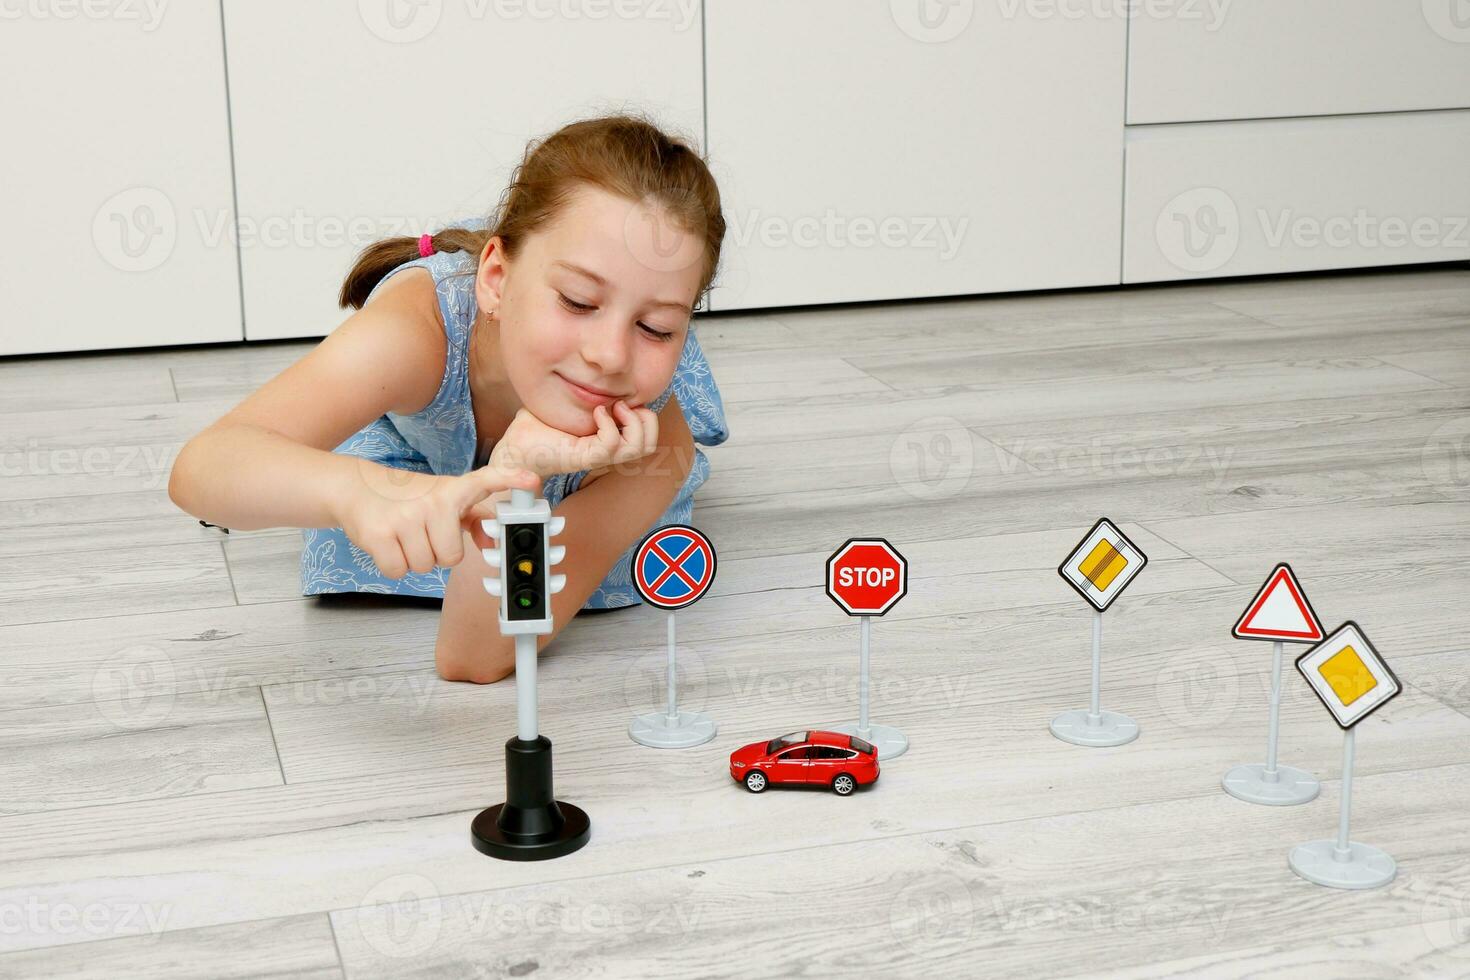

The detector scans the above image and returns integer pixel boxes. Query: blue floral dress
[300,240,728,609]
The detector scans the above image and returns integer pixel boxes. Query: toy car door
[772,745,813,784]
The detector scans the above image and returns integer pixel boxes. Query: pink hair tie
[417,233,435,258]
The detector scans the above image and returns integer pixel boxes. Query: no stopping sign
[633,525,717,610]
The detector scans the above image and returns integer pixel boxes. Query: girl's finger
[398,524,437,575]
[612,401,643,460]
[462,514,494,552]
[637,407,659,457]
[590,403,622,463]
[369,536,410,579]
[461,465,539,511]
[426,504,464,567]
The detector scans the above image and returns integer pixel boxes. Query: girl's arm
[435,396,697,683]
[168,270,448,531]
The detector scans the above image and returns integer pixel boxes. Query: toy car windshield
[765,731,809,754]
[849,735,876,755]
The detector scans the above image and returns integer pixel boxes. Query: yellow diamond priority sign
[1295,621,1401,730]
[1058,518,1149,612]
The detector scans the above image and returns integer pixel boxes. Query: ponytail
[337,226,492,309]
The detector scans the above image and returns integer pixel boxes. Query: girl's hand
[333,462,542,579]
[490,401,659,479]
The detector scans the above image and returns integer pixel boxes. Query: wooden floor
[1,265,1468,978]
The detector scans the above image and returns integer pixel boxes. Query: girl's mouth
[556,372,621,408]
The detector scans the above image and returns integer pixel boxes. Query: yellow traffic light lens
[515,559,535,577]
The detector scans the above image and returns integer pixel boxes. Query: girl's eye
[559,292,675,342]
[640,324,675,342]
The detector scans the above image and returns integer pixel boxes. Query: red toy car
[729,730,880,796]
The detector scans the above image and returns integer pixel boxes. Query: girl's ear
[474,236,507,314]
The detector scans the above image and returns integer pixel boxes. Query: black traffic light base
[471,735,590,861]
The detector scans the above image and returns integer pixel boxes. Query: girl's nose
[581,318,632,377]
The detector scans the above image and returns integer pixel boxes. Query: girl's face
[473,184,706,437]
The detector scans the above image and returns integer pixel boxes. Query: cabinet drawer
[1124,110,1470,283]
[1128,1,1470,123]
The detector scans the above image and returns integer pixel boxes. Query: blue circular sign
[633,525,717,610]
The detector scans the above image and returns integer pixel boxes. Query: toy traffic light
[481,494,566,634]
[473,489,587,861]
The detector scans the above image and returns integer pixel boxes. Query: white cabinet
[223,1,705,341]
[1123,110,1470,283]
[704,0,1127,311]
[1128,1,1470,124]
[0,6,241,356]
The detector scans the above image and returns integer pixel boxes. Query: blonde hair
[339,112,725,311]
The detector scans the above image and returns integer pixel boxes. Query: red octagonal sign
[826,537,908,617]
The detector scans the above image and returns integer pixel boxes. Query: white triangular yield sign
[1232,563,1324,642]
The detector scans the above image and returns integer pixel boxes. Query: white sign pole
[1265,640,1283,776]
[1088,609,1102,722]
[628,526,718,749]
[665,611,678,724]
[858,615,871,737]
[1051,607,1139,747]
[1222,638,1321,805]
[1288,725,1396,888]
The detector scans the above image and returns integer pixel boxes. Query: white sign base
[629,709,716,749]
[830,721,908,761]
[1049,709,1139,747]
[1223,762,1320,806]
[1289,840,1397,889]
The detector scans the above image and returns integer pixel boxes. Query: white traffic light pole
[472,487,588,861]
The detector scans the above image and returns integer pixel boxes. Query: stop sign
[826,537,908,616]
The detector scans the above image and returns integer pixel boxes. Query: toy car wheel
[832,774,856,796]
[744,770,768,793]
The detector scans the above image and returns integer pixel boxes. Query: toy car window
[816,747,846,759]
[767,732,809,753]
[848,736,875,755]
[775,748,808,760]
